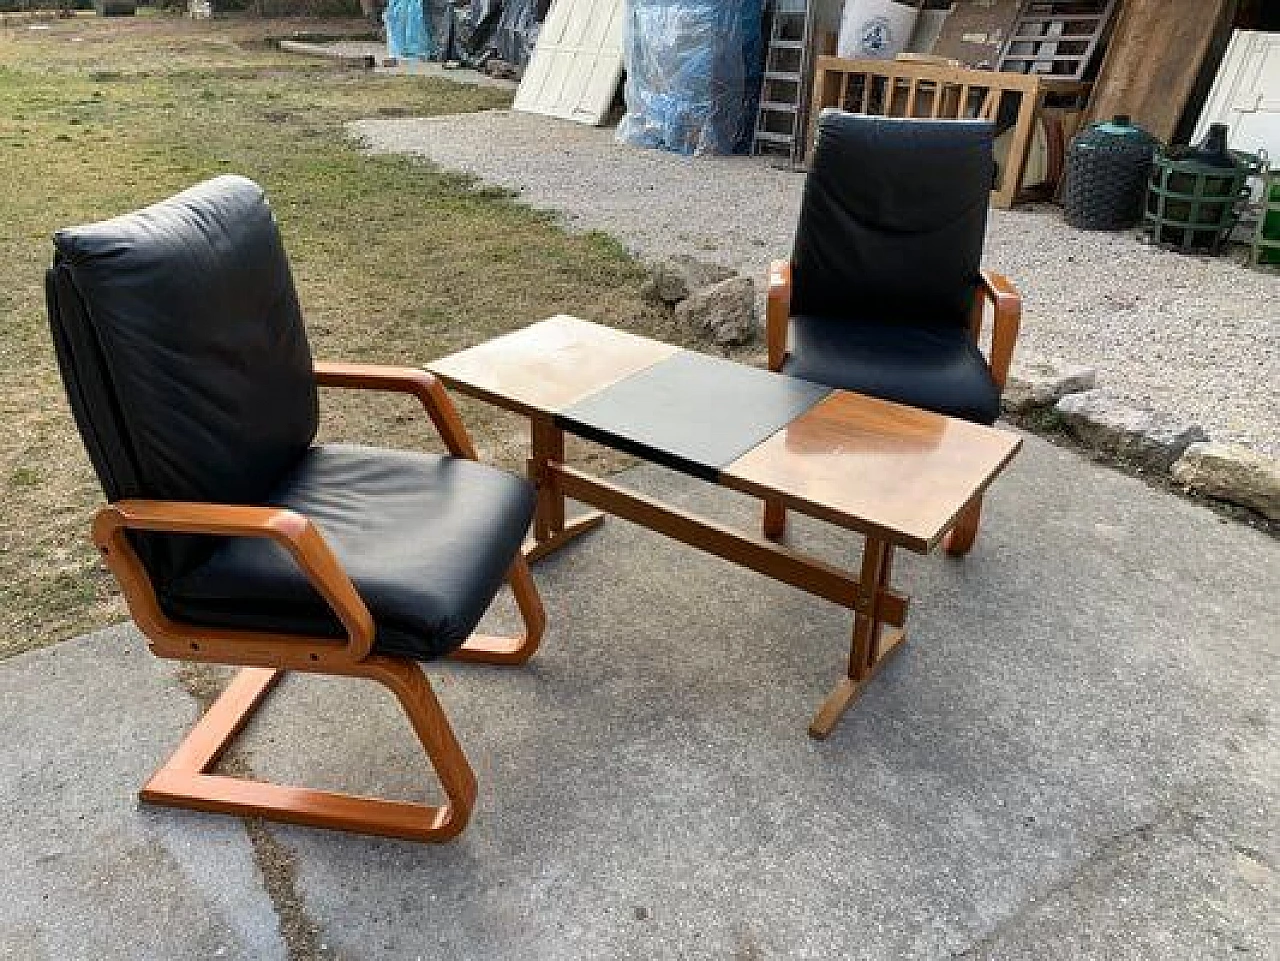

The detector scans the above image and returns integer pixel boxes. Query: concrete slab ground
[2,433,1276,960]
[0,635,285,960]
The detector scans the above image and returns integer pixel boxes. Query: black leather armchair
[46,175,545,842]
[765,110,1022,555]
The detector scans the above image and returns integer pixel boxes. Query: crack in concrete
[239,810,339,961]
[947,807,1208,959]
[176,663,338,961]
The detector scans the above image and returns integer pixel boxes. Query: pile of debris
[641,255,757,348]
[373,0,543,76]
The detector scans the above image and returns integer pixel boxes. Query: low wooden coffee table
[428,316,1021,737]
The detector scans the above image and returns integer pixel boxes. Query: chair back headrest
[46,175,318,577]
[791,110,994,326]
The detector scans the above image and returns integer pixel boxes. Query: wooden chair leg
[141,659,478,843]
[451,555,547,665]
[942,495,983,557]
[763,497,787,541]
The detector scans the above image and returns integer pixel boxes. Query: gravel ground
[351,109,1279,456]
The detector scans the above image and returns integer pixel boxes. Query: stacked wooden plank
[1082,0,1236,142]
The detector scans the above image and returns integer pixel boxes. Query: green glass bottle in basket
[1253,164,1280,268]
[1145,124,1264,254]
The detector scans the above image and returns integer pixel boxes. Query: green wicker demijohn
[1145,124,1263,253]
[1062,114,1161,230]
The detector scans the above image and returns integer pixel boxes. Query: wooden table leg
[523,414,604,561]
[808,537,908,739]
[943,494,983,557]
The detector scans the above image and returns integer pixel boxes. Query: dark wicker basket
[1062,115,1160,231]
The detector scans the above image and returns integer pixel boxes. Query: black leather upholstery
[791,111,994,327]
[47,175,536,661]
[557,351,830,480]
[47,175,318,579]
[785,111,1000,425]
[782,314,1001,425]
[163,445,534,660]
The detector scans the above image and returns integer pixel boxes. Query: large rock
[641,255,735,306]
[673,276,757,346]
[1055,390,1208,473]
[1003,355,1097,413]
[1171,443,1280,520]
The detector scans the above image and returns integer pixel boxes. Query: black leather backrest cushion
[791,111,994,327]
[47,175,318,577]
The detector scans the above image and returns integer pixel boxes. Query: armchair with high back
[46,175,545,843]
[764,110,1022,556]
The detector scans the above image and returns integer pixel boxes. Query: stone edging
[1004,355,1279,526]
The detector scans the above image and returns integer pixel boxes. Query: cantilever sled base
[140,662,478,843]
[132,559,544,844]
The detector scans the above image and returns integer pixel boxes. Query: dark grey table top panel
[555,351,831,482]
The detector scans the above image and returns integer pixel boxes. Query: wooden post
[808,536,907,739]
[530,414,565,543]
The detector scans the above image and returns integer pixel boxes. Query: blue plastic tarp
[384,0,434,60]
[617,0,764,155]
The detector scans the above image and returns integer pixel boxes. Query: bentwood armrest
[975,271,1022,391]
[92,500,377,661]
[766,259,792,372]
[314,361,479,460]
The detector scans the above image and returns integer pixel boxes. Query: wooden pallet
[997,0,1118,81]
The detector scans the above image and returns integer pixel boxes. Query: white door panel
[513,0,625,126]
[1195,30,1280,161]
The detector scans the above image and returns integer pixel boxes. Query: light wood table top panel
[426,315,678,417]
[722,391,1022,552]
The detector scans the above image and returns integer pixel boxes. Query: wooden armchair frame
[763,261,1022,555]
[93,363,546,843]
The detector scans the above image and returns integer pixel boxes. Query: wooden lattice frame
[805,55,1090,208]
[996,0,1119,82]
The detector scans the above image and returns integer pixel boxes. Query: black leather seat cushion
[161,444,535,660]
[49,175,534,661]
[782,112,1001,426]
[782,314,1001,425]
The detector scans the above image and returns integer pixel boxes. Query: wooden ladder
[752,0,813,167]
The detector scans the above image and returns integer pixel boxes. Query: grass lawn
[0,12,669,658]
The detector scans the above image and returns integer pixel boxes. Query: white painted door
[512,0,626,126]
[1194,30,1280,162]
